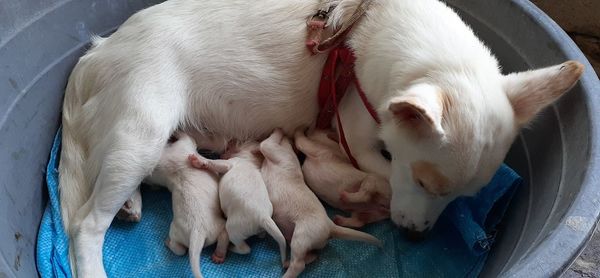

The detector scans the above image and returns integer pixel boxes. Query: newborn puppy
[190,142,287,266]
[260,129,382,278]
[118,131,229,222]
[294,129,391,228]
[148,133,229,278]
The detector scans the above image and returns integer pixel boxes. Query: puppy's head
[158,132,198,173]
[379,61,584,234]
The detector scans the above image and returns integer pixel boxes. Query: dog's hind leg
[70,99,182,277]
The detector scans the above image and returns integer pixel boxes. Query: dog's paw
[116,200,142,222]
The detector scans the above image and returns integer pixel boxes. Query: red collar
[315,46,380,169]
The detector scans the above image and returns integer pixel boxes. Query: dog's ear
[388,84,445,138]
[503,61,584,126]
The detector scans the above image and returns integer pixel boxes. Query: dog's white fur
[146,134,229,278]
[260,130,382,278]
[58,0,583,275]
[294,129,390,227]
[331,0,582,233]
[190,142,287,266]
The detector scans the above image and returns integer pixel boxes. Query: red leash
[306,5,378,169]
[314,46,380,169]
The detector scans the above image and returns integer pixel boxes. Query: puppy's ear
[504,61,584,126]
[388,84,445,138]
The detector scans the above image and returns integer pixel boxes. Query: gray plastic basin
[1,0,599,277]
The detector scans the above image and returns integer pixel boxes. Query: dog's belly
[150,0,328,139]
[187,86,319,140]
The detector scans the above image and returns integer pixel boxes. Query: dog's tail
[330,223,382,247]
[189,229,206,278]
[261,217,287,266]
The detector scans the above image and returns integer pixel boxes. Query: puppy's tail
[189,229,206,278]
[261,217,287,266]
[330,223,382,247]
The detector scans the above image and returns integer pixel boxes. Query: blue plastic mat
[37,129,522,277]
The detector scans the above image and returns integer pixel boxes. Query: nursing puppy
[59,0,584,275]
[118,132,229,223]
[147,134,229,278]
[295,129,391,228]
[260,129,382,278]
[189,142,287,266]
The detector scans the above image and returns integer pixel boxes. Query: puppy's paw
[333,214,365,228]
[229,243,251,254]
[333,215,346,225]
[339,191,350,203]
[188,154,209,169]
[211,253,225,264]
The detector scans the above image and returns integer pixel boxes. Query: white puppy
[59,0,584,275]
[260,129,382,278]
[189,142,287,266]
[294,129,390,228]
[147,134,229,278]
[117,132,228,223]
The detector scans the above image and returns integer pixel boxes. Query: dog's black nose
[401,227,429,242]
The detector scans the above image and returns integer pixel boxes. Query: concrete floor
[531,1,600,277]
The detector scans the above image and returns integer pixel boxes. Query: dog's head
[379,61,584,234]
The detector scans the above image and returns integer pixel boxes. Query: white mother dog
[60,0,583,276]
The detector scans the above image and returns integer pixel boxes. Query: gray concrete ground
[531,1,600,277]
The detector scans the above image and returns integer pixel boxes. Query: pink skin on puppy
[146,133,229,278]
[294,129,391,228]
[259,129,382,278]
